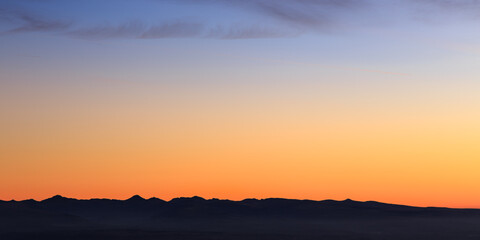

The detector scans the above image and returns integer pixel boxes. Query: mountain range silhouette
[2,196,480,240]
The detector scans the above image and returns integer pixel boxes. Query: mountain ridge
[3,195,480,239]
[2,195,476,210]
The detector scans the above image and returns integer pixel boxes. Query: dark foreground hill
[1,196,480,240]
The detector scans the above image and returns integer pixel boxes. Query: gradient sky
[1,0,480,208]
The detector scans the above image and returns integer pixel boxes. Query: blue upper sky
[1,0,479,88]
[3,0,480,40]
[1,0,479,73]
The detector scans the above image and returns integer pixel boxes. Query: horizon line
[2,195,479,210]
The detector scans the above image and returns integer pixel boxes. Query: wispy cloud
[255,2,330,27]
[64,0,361,39]
[0,5,297,40]
[68,21,206,40]
[140,22,204,39]
[68,21,292,40]
[416,0,480,9]
[167,0,363,30]
[243,0,361,27]
[2,0,480,40]
[68,21,145,39]
[412,0,480,18]
[206,25,299,39]
[0,7,71,35]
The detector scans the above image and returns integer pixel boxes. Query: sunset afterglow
[1,0,480,208]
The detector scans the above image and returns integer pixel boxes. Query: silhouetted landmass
[2,196,480,239]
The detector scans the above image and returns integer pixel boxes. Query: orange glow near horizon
[1,77,480,209]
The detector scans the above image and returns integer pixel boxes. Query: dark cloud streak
[256,2,329,27]
[416,0,480,9]
[248,0,361,28]
[2,0,480,40]
[68,21,291,40]
[164,0,362,29]
[207,25,299,39]
[140,22,204,39]
[0,5,296,40]
[0,8,71,35]
[0,0,371,39]
[69,21,145,39]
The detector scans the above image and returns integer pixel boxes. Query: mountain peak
[50,195,67,200]
[43,195,71,202]
[148,197,166,202]
[126,195,145,201]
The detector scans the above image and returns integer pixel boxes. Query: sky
[1,0,480,208]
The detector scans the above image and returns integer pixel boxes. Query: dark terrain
[1,195,480,239]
